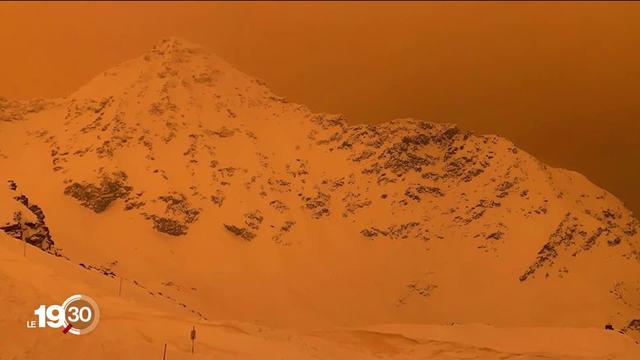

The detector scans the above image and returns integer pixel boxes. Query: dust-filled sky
[1,1,639,215]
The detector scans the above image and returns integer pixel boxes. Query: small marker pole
[118,277,123,296]
[21,221,25,257]
[162,343,167,360]
[190,326,196,354]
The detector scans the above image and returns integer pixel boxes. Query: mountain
[1,37,639,359]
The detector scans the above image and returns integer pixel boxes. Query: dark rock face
[379,140,435,177]
[64,171,132,212]
[337,121,472,180]
[331,120,500,195]
[272,220,296,245]
[159,193,200,224]
[342,192,371,218]
[124,200,145,211]
[627,319,640,331]
[582,227,607,251]
[608,237,622,246]
[244,210,263,230]
[303,192,330,219]
[496,180,515,198]
[0,215,23,239]
[624,219,639,237]
[311,114,348,131]
[144,193,200,236]
[269,200,289,213]
[388,222,422,240]
[623,319,640,343]
[455,199,501,225]
[404,185,444,202]
[520,213,579,282]
[361,227,388,238]
[360,222,430,241]
[147,215,188,236]
[210,190,225,207]
[0,190,55,252]
[224,224,256,241]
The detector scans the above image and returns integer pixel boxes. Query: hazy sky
[1,1,639,214]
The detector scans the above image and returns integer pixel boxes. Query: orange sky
[1,1,639,214]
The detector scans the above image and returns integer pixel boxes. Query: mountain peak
[69,36,271,106]
[148,37,205,57]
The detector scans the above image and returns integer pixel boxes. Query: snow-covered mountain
[1,38,639,358]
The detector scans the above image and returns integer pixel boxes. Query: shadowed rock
[64,171,132,212]
[147,215,188,236]
[303,192,331,219]
[520,213,579,281]
[244,210,263,230]
[159,193,200,224]
[1,192,55,252]
[224,224,256,241]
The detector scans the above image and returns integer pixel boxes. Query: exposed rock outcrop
[144,193,200,236]
[146,216,189,236]
[224,224,256,241]
[64,171,132,212]
[520,213,579,281]
[1,184,55,253]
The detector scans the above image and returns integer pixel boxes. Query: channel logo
[26,294,100,335]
